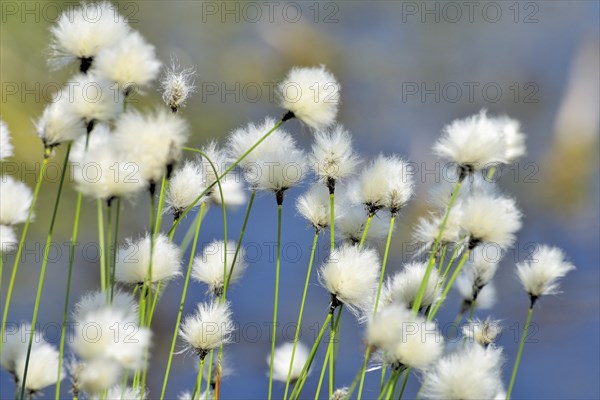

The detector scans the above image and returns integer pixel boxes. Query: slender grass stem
[412,181,462,314]
[314,341,331,400]
[55,189,83,399]
[358,214,373,249]
[97,199,107,293]
[1,156,49,351]
[315,308,342,399]
[106,201,112,288]
[289,312,333,400]
[328,307,342,397]
[428,249,471,320]
[19,145,71,400]
[283,230,319,399]
[169,118,288,235]
[329,193,335,252]
[506,306,534,399]
[268,202,283,400]
[160,203,206,400]
[110,198,121,301]
[344,346,371,400]
[191,358,206,400]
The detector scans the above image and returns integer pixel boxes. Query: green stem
[191,357,206,400]
[19,145,71,400]
[289,312,333,400]
[1,157,48,351]
[106,201,112,290]
[55,190,83,399]
[412,181,462,314]
[160,203,206,400]
[344,346,371,400]
[358,214,373,249]
[328,307,342,398]
[97,199,107,293]
[329,193,335,252]
[169,118,287,235]
[314,341,331,400]
[283,230,319,400]
[110,198,121,301]
[397,370,409,400]
[428,249,471,320]
[268,203,283,400]
[506,307,534,399]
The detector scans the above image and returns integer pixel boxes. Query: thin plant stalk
[315,307,342,399]
[1,155,49,350]
[428,249,471,320]
[397,369,410,400]
[55,190,83,399]
[283,230,319,400]
[328,307,343,397]
[110,198,121,300]
[19,145,71,400]
[97,199,107,292]
[358,214,373,249]
[412,181,462,314]
[506,306,534,399]
[191,358,206,400]
[329,193,335,252]
[267,201,283,400]
[314,343,331,400]
[169,117,289,235]
[160,203,206,400]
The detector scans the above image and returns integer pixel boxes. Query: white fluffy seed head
[413,210,464,252]
[14,339,64,392]
[463,318,502,347]
[227,118,282,168]
[115,233,182,284]
[460,193,522,249]
[93,30,162,92]
[277,66,340,130]
[50,1,130,68]
[367,304,444,370]
[433,110,507,173]
[310,125,360,184]
[102,386,146,400]
[296,184,336,231]
[161,59,196,112]
[192,240,248,295]
[35,96,86,147]
[357,155,414,214]
[71,359,122,395]
[74,290,137,319]
[381,262,442,312]
[71,124,146,200]
[65,73,123,122]
[516,245,575,298]
[464,246,501,290]
[319,245,380,313]
[1,119,13,160]
[335,202,392,245]
[71,292,150,370]
[269,342,310,382]
[210,175,247,208]
[167,160,206,215]
[423,345,504,400]
[114,109,189,183]
[0,225,17,253]
[455,276,497,310]
[331,388,350,400]
[179,301,235,354]
[493,115,526,162]
[0,175,33,226]
[1,324,34,374]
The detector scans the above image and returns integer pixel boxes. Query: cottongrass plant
[0,4,575,400]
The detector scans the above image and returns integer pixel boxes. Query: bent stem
[55,190,83,399]
[160,203,206,400]
[1,156,49,351]
[268,201,283,400]
[19,145,71,400]
[283,230,319,400]
[506,306,534,399]
[412,181,462,314]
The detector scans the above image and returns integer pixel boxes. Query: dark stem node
[79,56,93,73]
[275,190,285,206]
[529,295,539,309]
[458,164,474,182]
[468,237,481,250]
[148,181,157,197]
[86,119,96,134]
[281,110,295,122]
[329,293,342,314]
[327,177,336,195]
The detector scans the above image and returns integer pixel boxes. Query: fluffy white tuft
[65,73,123,122]
[71,359,122,395]
[167,160,206,216]
[227,118,283,168]
[180,301,235,354]
[71,124,146,200]
[309,125,360,184]
[115,233,182,284]
[422,345,504,399]
[161,59,196,112]
[192,240,248,295]
[93,31,162,92]
[319,245,380,313]
[433,110,507,173]
[0,225,17,253]
[413,210,464,251]
[210,174,247,208]
[367,304,443,369]
[0,175,33,226]
[102,386,146,400]
[277,66,340,130]
[14,338,64,392]
[50,1,130,67]
[0,119,13,160]
[460,193,522,249]
[335,202,392,245]
[356,155,414,214]
[455,277,497,310]
[35,96,86,147]
[114,109,189,183]
[269,342,310,382]
[296,184,336,231]
[516,245,575,298]
[462,318,502,347]
[381,262,442,312]
[493,115,526,162]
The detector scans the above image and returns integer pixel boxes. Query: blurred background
[1,1,598,399]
